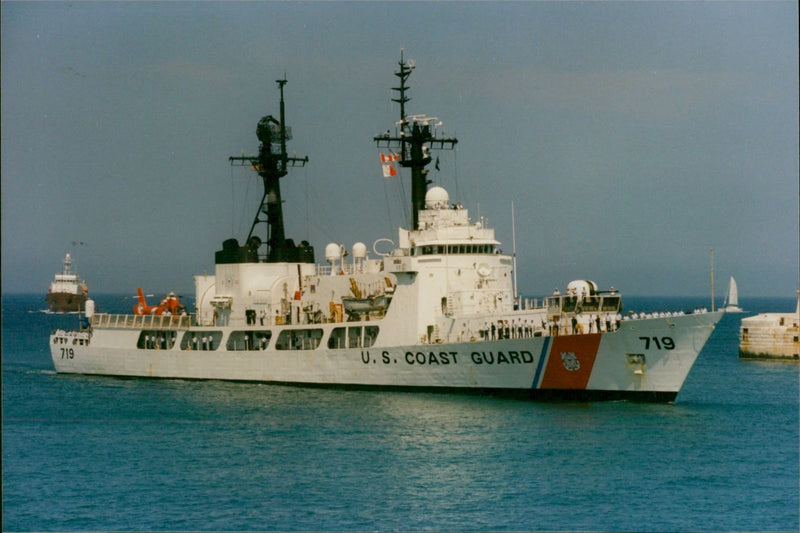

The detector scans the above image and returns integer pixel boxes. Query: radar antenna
[374,51,458,230]
[228,79,314,263]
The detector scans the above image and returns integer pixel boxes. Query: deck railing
[91,313,193,330]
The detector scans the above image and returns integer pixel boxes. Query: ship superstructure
[50,54,721,401]
[46,253,88,313]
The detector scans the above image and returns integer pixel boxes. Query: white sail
[723,276,743,313]
[728,277,738,306]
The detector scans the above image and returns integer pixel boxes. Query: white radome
[425,186,449,209]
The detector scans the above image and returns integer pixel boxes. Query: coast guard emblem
[560,352,580,372]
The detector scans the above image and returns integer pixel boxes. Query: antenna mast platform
[226,79,314,264]
[374,51,458,229]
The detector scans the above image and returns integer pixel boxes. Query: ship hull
[46,292,87,313]
[50,312,719,401]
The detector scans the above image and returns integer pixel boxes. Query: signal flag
[380,153,399,177]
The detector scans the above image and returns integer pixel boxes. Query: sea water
[2,294,798,531]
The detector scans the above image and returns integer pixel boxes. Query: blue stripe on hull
[531,335,550,389]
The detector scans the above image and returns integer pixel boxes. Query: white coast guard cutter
[51,54,721,401]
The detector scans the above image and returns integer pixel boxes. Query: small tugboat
[50,54,722,401]
[46,253,88,313]
[739,290,799,360]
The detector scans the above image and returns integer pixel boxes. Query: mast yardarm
[374,51,458,229]
[226,79,313,264]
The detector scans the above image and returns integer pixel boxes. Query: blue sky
[2,1,797,298]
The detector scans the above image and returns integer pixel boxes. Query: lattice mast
[229,79,311,263]
[374,51,458,229]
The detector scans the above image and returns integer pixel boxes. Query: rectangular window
[181,331,223,351]
[562,296,578,313]
[364,326,379,347]
[348,326,363,348]
[328,326,379,349]
[328,327,346,349]
[581,296,600,312]
[601,296,620,312]
[137,330,178,350]
[227,331,272,351]
[276,329,324,350]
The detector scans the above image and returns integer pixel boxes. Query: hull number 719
[640,337,675,350]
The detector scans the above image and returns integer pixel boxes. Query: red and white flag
[380,153,399,177]
[382,163,397,177]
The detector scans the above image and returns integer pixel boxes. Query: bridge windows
[411,244,496,256]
